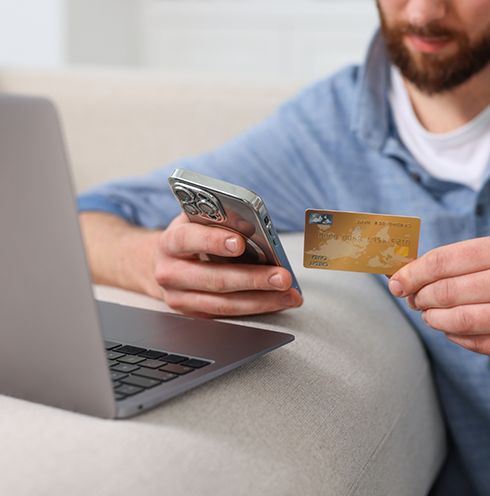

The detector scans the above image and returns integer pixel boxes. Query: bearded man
[78,1,490,494]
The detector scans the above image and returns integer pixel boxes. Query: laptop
[0,94,294,419]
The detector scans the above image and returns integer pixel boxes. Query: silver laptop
[0,94,294,419]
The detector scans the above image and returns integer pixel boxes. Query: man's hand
[389,238,490,355]
[154,214,303,318]
[80,211,302,319]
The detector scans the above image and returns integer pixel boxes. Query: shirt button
[411,172,421,182]
[476,205,485,216]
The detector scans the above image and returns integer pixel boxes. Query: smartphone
[168,168,301,295]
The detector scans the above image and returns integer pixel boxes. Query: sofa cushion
[0,233,445,496]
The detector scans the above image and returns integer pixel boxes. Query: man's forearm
[79,211,164,300]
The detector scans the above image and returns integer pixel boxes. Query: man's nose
[405,0,447,27]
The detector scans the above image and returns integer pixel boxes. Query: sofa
[0,68,446,496]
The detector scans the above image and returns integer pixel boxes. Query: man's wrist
[79,211,164,299]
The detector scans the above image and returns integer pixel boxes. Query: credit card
[304,209,421,275]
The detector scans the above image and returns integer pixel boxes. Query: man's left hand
[389,238,490,355]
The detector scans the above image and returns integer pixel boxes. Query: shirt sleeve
[77,109,305,231]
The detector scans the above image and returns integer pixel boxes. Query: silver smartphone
[168,168,301,294]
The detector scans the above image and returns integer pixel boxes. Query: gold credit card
[304,209,421,275]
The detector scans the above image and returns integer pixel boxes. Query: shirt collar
[350,30,391,151]
[349,29,490,199]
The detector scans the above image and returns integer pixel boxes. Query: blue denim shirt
[79,32,490,495]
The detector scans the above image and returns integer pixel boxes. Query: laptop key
[121,375,161,389]
[115,345,147,355]
[181,359,211,369]
[138,350,167,360]
[159,364,193,375]
[110,370,128,381]
[107,350,125,360]
[117,355,146,365]
[160,354,187,364]
[116,384,144,396]
[114,393,126,401]
[104,340,122,350]
[133,368,178,382]
[138,359,164,369]
[111,363,140,374]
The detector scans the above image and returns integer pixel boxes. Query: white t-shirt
[388,66,490,191]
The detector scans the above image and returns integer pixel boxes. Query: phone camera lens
[182,203,200,216]
[174,186,194,202]
[198,200,218,216]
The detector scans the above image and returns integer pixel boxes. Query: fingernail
[225,237,237,254]
[269,273,284,289]
[389,279,404,297]
[407,294,420,311]
[280,295,295,307]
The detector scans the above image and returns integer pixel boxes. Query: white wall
[0,0,66,67]
[140,1,379,81]
[66,0,139,66]
[0,0,380,81]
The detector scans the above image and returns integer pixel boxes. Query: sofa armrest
[0,233,445,496]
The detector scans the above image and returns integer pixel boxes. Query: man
[78,0,490,494]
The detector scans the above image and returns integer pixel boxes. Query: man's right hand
[79,211,303,319]
[154,213,303,318]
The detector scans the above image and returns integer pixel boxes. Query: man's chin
[385,21,490,94]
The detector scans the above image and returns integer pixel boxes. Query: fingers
[162,288,303,319]
[156,259,293,294]
[422,304,490,336]
[162,213,246,260]
[422,304,490,354]
[387,237,490,356]
[390,238,490,298]
[417,302,490,356]
[408,269,490,310]
[444,333,490,356]
[155,213,303,318]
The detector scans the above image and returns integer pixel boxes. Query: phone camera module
[182,203,200,216]
[197,200,219,217]
[172,181,226,222]
[197,193,210,201]
[174,186,195,202]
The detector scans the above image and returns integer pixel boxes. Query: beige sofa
[0,68,446,496]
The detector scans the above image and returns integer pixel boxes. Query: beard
[377,5,490,95]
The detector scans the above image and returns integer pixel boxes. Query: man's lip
[405,34,453,54]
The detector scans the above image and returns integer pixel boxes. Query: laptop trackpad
[97,300,195,343]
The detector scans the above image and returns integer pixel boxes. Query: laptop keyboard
[104,340,211,401]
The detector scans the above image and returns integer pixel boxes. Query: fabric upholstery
[0,68,446,495]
